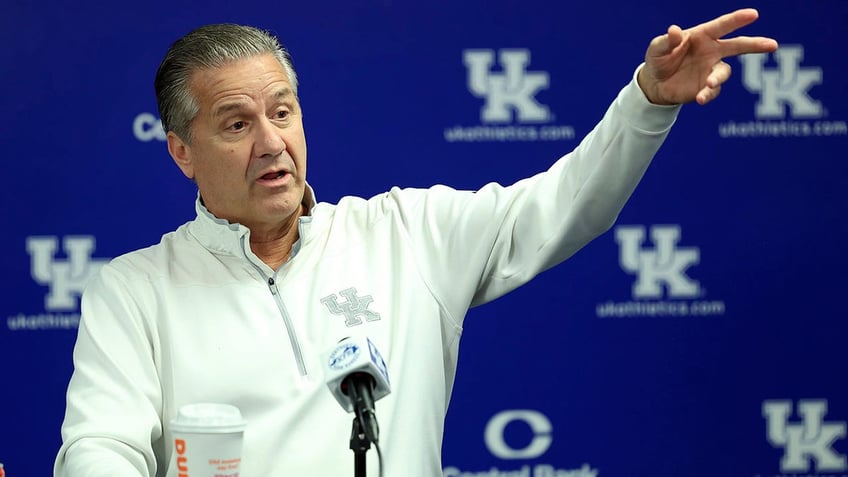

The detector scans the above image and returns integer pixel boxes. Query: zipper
[241,235,308,377]
[267,276,308,376]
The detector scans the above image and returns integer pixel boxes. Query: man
[54,9,777,477]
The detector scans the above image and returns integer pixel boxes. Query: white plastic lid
[170,403,247,434]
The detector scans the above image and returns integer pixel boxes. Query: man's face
[168,53,307,233]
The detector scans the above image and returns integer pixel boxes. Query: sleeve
[393,66,681,319]
[53,263,162,477]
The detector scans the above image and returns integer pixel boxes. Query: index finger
[718,36,780,58]
[694,8,761,39]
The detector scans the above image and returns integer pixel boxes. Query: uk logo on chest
[320,287,382,327]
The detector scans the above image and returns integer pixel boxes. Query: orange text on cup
[175,438,189,476]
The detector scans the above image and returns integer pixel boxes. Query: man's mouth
[259,171,287,181]
[257,169,291,185]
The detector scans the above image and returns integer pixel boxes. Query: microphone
[322,336,390,443]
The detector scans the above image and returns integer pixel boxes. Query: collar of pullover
[186,184,317,261]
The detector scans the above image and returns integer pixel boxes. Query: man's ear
[167,131,194,179]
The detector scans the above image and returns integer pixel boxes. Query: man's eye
[230,121,246,130]
[275,110,289,119]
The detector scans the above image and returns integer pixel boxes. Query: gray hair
[155,24,298,143]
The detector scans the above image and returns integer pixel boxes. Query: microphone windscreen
[322,335,391,412]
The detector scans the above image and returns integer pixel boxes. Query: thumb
[648,24,684,57]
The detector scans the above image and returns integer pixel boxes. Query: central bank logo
[615,225,700,299]
[485,410,553,459]
[27,236,109,311]
[763,399,847,473]
[133,113,166,142]
[740,45,823,120]
[443,410,598,477]
[464,49,550,123]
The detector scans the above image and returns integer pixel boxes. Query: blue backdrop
[3,1,847,475]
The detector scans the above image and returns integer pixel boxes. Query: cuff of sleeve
[617,63,681,133]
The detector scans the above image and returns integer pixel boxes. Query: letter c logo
[133,113,167,142]
[484,409,552,459]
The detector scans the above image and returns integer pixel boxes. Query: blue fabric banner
[2,1,846,475]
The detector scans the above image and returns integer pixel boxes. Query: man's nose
[254,116,286,157]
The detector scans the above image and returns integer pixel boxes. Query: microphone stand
[350,416,370,477]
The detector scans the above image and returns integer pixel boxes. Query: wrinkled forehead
[188,54,295,111]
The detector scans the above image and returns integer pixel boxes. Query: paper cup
[171,403,246,477]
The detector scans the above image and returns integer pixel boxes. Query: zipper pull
[268,277,278,295]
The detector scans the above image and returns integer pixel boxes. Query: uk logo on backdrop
[761,399,847,477]
[595,225,726,318]
[444,49,576,143]
[718,44,847,138]
[6,236,110,331]
[442,409,598,477]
